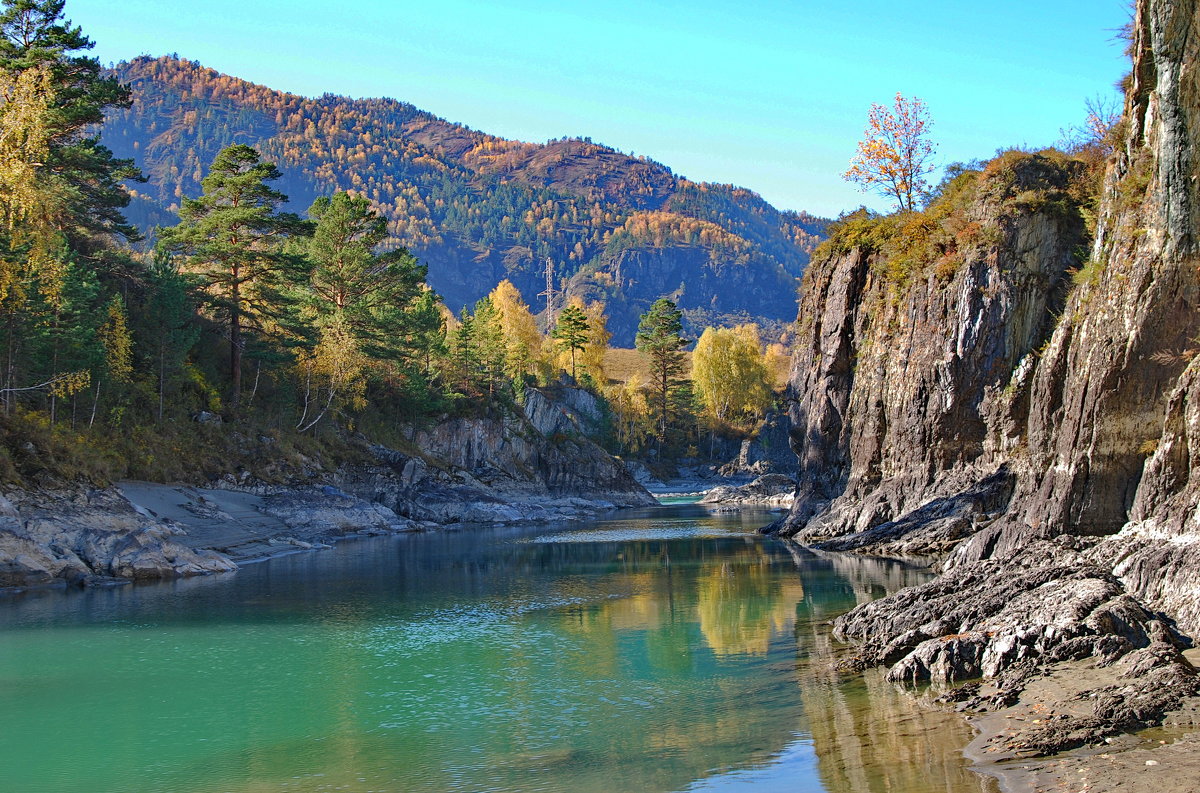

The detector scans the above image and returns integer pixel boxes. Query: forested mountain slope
[101,56,826,343]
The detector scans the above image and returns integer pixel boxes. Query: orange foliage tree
[844,93,936,212]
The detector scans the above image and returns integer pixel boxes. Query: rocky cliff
[776,150,1087,553]
[772,0,1200,761]
[0,386,653,592]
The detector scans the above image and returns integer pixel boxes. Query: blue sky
[69,0,1132,217]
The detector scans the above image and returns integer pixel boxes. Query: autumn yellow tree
[606,374,654,453]
[0,64,61,304]
[763,342,791,388]
[487,279,544,383]
[844,93,936,212]
[691,324,772,425]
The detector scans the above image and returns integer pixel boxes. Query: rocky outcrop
[717,411,796,476]
[0,489,237,588]
[775,151,1084,542]
[1,386,653,592]
[769,0,1200,755]
[832,538,1160,685]
[399,386,654,510]
[699,473,796,507]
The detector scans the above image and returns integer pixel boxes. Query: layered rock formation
[771,0,1200,756]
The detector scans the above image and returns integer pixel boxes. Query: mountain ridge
[100,55,827,344]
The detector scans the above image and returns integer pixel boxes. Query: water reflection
[0,505,991,793]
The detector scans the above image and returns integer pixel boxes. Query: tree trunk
[157,337,166,424]
[230,277,242,413]
[89,381,100,428]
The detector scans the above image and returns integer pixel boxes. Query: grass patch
[603,348,693,385]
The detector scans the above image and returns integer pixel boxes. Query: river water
[0,504,994,793]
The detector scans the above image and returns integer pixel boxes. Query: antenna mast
[539,256,557,334]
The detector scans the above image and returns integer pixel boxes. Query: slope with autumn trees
[99,56,827,344]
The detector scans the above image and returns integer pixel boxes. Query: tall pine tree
[159,144,308,411]
[635,298,688,449]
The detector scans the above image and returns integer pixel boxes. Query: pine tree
[296,191,430,429]
[305,191,426,362]
[635,298,688,448]
[0,0,141,243]
[552,303,588,381]
[142,250,199,422]
[159,144,308,411]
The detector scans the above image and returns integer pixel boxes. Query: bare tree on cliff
[844,93,936,212]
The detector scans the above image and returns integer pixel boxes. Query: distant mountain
[101,56,827,344]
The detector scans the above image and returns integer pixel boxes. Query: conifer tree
[486,279,541,384]
[159,144,308,411]
[408,289,447,376]
[579,300,611,385]
[635,298,688,448]
[552,303,588,381]
[90,292,130,426]
[295,191,432,429]
[305,191,427,361]
[142,250,199,422]
[0,0,140,242]
[448,308,480,396]
[472,296,507,397]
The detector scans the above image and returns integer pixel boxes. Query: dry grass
[603,348,693,385]
[603,347,790,389]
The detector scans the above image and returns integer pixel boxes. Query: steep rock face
[955,0,1200,564]
[776,156,1084,548]
[570,245,801,344]
[771,0,1200,732]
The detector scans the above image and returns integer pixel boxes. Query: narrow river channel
[0,504,995,793]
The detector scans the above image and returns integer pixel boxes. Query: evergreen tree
[552,303,589,381]
[408,289,447,376]
[305,191,427,361]
[295,191,431,429]
[448,308,480,396]
[0,0,141,243]
[159,144,309,411]
[141,250,199,422]
[472,296,507,398]
[635,298,688,448]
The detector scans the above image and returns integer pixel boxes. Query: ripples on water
[0,504,994,793]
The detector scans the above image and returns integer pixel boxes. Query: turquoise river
[0,503,995,793]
